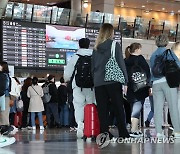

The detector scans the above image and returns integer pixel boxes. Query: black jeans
[22,101,31,127]
[95,83,130,138]
[68,102,77,127]
[45,103,60,126]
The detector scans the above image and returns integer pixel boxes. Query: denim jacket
[4,73,10,97]
[150,47,180,82]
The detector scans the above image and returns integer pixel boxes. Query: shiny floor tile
[0,127,179,154]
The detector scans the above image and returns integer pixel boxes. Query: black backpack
[164,49,180,88]
[130,59,148,92]
[74,54,94,89]
[152,52,166,78]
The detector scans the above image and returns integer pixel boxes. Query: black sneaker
[0,125,13,135]
[129,131,141,138]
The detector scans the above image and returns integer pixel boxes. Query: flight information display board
[85,28,122,49]
[1,20,122,70]
[2,20,46,68]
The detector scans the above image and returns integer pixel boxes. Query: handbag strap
[111,41,117,58]
[31,86,40,96]
[165,49,176,61]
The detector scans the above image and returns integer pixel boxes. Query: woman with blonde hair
[92,23,129,139]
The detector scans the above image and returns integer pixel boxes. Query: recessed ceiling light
[162,8,165,10]
[120,1,125,7]
[170,11,175,15]
[142,5,145,8]
[178,10,180,13]
[83,2,88,8]
[145,10,150,13]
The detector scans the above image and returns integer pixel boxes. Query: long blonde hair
[94,23,114,49]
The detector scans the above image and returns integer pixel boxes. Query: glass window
[5,2,13,18]
[13,3,24,20]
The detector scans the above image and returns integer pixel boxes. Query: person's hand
[9,100,14,107]
[123,86,128,95]
[149,88,152,96]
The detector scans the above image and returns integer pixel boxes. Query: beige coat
[27,85,44,112]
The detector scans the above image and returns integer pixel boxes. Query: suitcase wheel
[91,136,96,142]
[83,136,87,141]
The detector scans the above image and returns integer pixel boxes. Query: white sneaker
[0,136,16,148]
[27,126,32,130]
[40,126,44,130]
[11,125,18,131]
[77,122,84,138]
[157,133,166,139]
[32,126,36,130]
[129,131,141,138]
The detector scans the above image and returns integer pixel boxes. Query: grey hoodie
[91,39,128,87]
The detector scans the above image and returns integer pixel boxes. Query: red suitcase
[84,104,100,141]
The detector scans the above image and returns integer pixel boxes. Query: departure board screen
[1,20,122,70]
[2,20,46,68]
[85,28,122,49]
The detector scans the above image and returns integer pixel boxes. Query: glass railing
[2,1,180,42]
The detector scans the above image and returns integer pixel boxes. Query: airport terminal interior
[1,0,180,153]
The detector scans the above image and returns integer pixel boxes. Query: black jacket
[21,90,30,104]
[125,55,150,103]
[0,72,7,96]
[57,84,68,105]
[48,81,58,103]
[92,39,128,87]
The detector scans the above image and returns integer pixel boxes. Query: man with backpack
[64,38,95,138]
[43,75,61,128]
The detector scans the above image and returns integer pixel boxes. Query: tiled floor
[1,127,180,154]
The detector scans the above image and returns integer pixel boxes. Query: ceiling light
[142,5,145,8]
[162,8,165,10]
[178,10,180,13]
[170,11,175,16]
[145,10,150,13]
[120,1,125,7]
[83,2,88,8]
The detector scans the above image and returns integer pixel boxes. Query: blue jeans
[131,100,145,119]
[31,112,43,127]
[59,104,69,126]
[147,96,154,122]
[45,103,60,125]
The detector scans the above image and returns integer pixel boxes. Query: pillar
[71,0,82,13]
[70,0,83,26]
[0,0,9,19]
[91,0,115,14]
